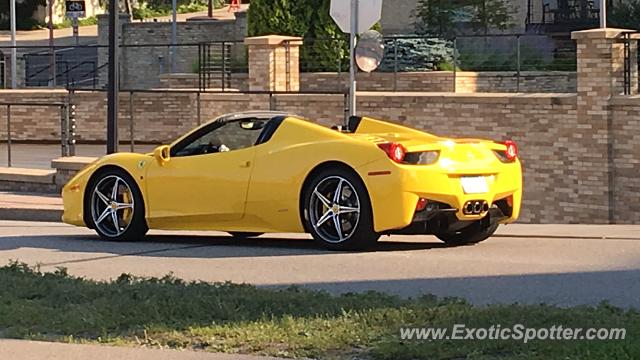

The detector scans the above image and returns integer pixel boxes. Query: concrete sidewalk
[0,339,279,360]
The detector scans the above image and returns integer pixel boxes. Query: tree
[609,0,640,31]
[248,0,349,72]
[470,0,513,35]
[414,0,459,37]
[414,0,513,36]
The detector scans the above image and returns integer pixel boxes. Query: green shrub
[381,38,456,72]
[132,0,223,20]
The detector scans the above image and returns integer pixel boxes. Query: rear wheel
[434,220,498,246]
[303,168,379,251]
[87,169,148,242]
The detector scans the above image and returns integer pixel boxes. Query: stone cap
[571,28,637,40]
[51,156,97,171]
[244,35,303,46]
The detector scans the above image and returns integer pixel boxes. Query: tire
[228,232,264,239]
[302,167,379,251]
[434,220,498,246]
[86,168,148,242]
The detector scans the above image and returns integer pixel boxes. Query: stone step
[0,167,56,184]
[0,191,62,222]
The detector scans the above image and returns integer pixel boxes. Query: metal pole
[393,38,398,92]
[10,0,17,89]
[171,0,177,73]
[453,37,457,93]
[60,105,67,157]
[600,0,607,28]
[49,0,56,87]
[6,105,11,167]
[516,35,521,93]
[129,91,135,152]
[73,17,79,46]
[107,0,119,154]
[348,0,358,119]
[196,91,201,125]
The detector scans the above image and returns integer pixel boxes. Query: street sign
[65,0,86,18]
[330,0,383,34]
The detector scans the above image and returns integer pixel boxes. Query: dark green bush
[380,37,455,72]
[0,0,45,30]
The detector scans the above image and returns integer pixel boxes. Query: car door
[144,120,259,229]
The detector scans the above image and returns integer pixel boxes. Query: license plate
[461,176,488,194]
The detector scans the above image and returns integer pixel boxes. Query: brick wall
[0,89,637,223]
[97,12,248,89]
[610,96,640,224]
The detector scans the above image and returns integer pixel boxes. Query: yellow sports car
[62,111,522,250]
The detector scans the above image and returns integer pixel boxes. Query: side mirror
[153,145,171,166]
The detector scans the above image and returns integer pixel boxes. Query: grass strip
[0,261,638,359]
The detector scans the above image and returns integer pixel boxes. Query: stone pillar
[571,28,638,223]
[572,28,638,98]
[244,35,302,92]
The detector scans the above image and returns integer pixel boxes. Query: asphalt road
[1,221,639,308]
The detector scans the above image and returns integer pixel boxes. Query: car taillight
[416,198,429,211]
[504,140,518,161]
[377,142,406,163]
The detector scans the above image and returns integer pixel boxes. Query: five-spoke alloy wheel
[88,169,148,241]
[303,168,379,250]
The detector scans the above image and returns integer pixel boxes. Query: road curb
[0,207,62,222]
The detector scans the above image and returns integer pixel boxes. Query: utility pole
[348,0,358,117]
[600,0,607,28]
[107,0,119,154]
[49,0,56,87]
[10,0,16,89]
[171,0,177,73]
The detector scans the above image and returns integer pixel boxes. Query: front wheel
[303,168,379,251]
[87,169,148,242]
[434,220,498,246]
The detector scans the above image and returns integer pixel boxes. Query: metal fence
[1,34,577,93]
[622,31,640,95]
[0,101,74,168]
[296,34,577,92]
[64,88,348,157]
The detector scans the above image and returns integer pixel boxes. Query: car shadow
[0,233,450,260]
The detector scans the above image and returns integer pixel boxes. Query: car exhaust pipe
[465,202,474,214]
[463,200,489,215]
[473,201,483,214]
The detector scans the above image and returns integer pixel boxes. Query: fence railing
[64,88,348,155]
[0,101,73,167]
[622,31,640,96]
[1,34,577,93]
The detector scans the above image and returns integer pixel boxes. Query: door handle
[240,161,251,168]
